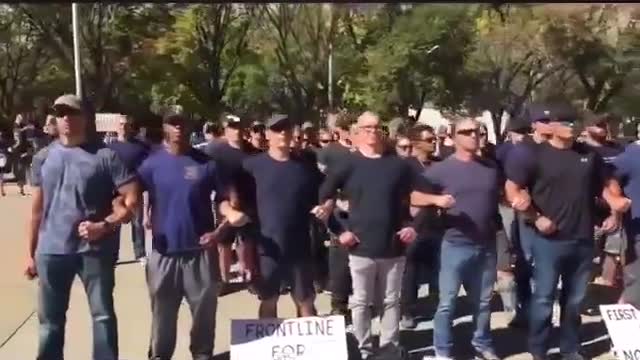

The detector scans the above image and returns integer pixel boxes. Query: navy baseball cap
[266,114,291,129]
[523,102,578,124]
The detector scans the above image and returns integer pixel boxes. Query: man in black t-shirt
[400,124,442,329]
[203,114,261,283]
[506,103,631,360]
[240,114,323,318]
[315,112,438,359]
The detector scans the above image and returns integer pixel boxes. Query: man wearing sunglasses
[139,111,243,360]
[27,94,140,360]
[400,124,443,329]
[394,134,412,159]
[249,121,267,151]
[239,114,323,318]
[505,103,630,360]
[108,115,150,265]
[419,118,501,360]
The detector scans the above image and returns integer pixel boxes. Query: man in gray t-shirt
[26,94,139,360]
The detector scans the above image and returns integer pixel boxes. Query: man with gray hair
[27,94,140,360]
[315,111,441,359]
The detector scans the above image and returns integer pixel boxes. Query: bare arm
[107,181,141,226]
[27,187,43,259]
[410,191,447,207]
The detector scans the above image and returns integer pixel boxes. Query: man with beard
[202,114,261,284]
[505,103,630,360]
[238,114,323,318]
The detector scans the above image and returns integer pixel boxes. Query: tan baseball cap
[52,94,83,111]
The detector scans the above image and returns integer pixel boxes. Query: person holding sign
[315,112,436,360]
[241,114,324,318]
[138,111,244,360]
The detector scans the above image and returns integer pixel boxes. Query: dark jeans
[36,252,118,360]
[401,238,440,316]
[433,240,496,357]
[529,235,594,357]
[328,244,352,311]
[513,215,535,318]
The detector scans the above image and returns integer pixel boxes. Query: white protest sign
[599,304,640,360]
[231,315,348,360]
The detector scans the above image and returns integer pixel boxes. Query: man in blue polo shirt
[27,94,140,360]
[138,111,245,360]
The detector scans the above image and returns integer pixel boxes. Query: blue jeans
[433,240,497,356]
[513,215,535,318]
[529,235,594,357]
[36,253,118,360]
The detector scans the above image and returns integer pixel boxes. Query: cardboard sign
[599,304,640,360]
[231,316,348,360]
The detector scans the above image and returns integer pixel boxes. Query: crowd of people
[20,93,640,360]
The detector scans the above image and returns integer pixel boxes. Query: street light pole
[328,42,333,111]
[72,3,82,98]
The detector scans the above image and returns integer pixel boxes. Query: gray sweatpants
[146,250,219,360]
[348,255,405,358]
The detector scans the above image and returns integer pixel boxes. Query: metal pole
[72,3,82,98]
[328,42,333,111]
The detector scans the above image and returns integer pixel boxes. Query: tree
[152,4,255,120]
[542,4,640,112]
[17,4,172,112]
[0,5,50,123]
[465,4,565,139]
[254,4,338,121]
[353,4,477,118]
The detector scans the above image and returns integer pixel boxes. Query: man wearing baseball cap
[138,110,245,360]
[27,94,140,360]
[238,114,323,318]
[505,102,631,360]
[202,113,261,284]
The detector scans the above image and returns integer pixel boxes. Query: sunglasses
[419,137,436,143]
[456,128,479,136]
[251,125,265,133]
[53,107,82,118]
[319,139,333,144]
[396,144,412,151]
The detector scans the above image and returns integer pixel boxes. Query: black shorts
[255,255,315,302]
[217,222,260,246]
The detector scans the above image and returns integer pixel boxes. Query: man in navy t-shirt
[240,114,323,318]
[138,111,240,360]
[422,118,501,360]
[108,115,150,262]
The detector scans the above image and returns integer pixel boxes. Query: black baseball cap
[266,114,291,129]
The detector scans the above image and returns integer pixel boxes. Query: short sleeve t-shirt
[243,152,323,260]
[613,143,640,244]
[423,156,500,244]
[31,141,136,255]
[107,138,150,172]
[507,142,607,240]
[138,147,227,255]
[203,141,260,212]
